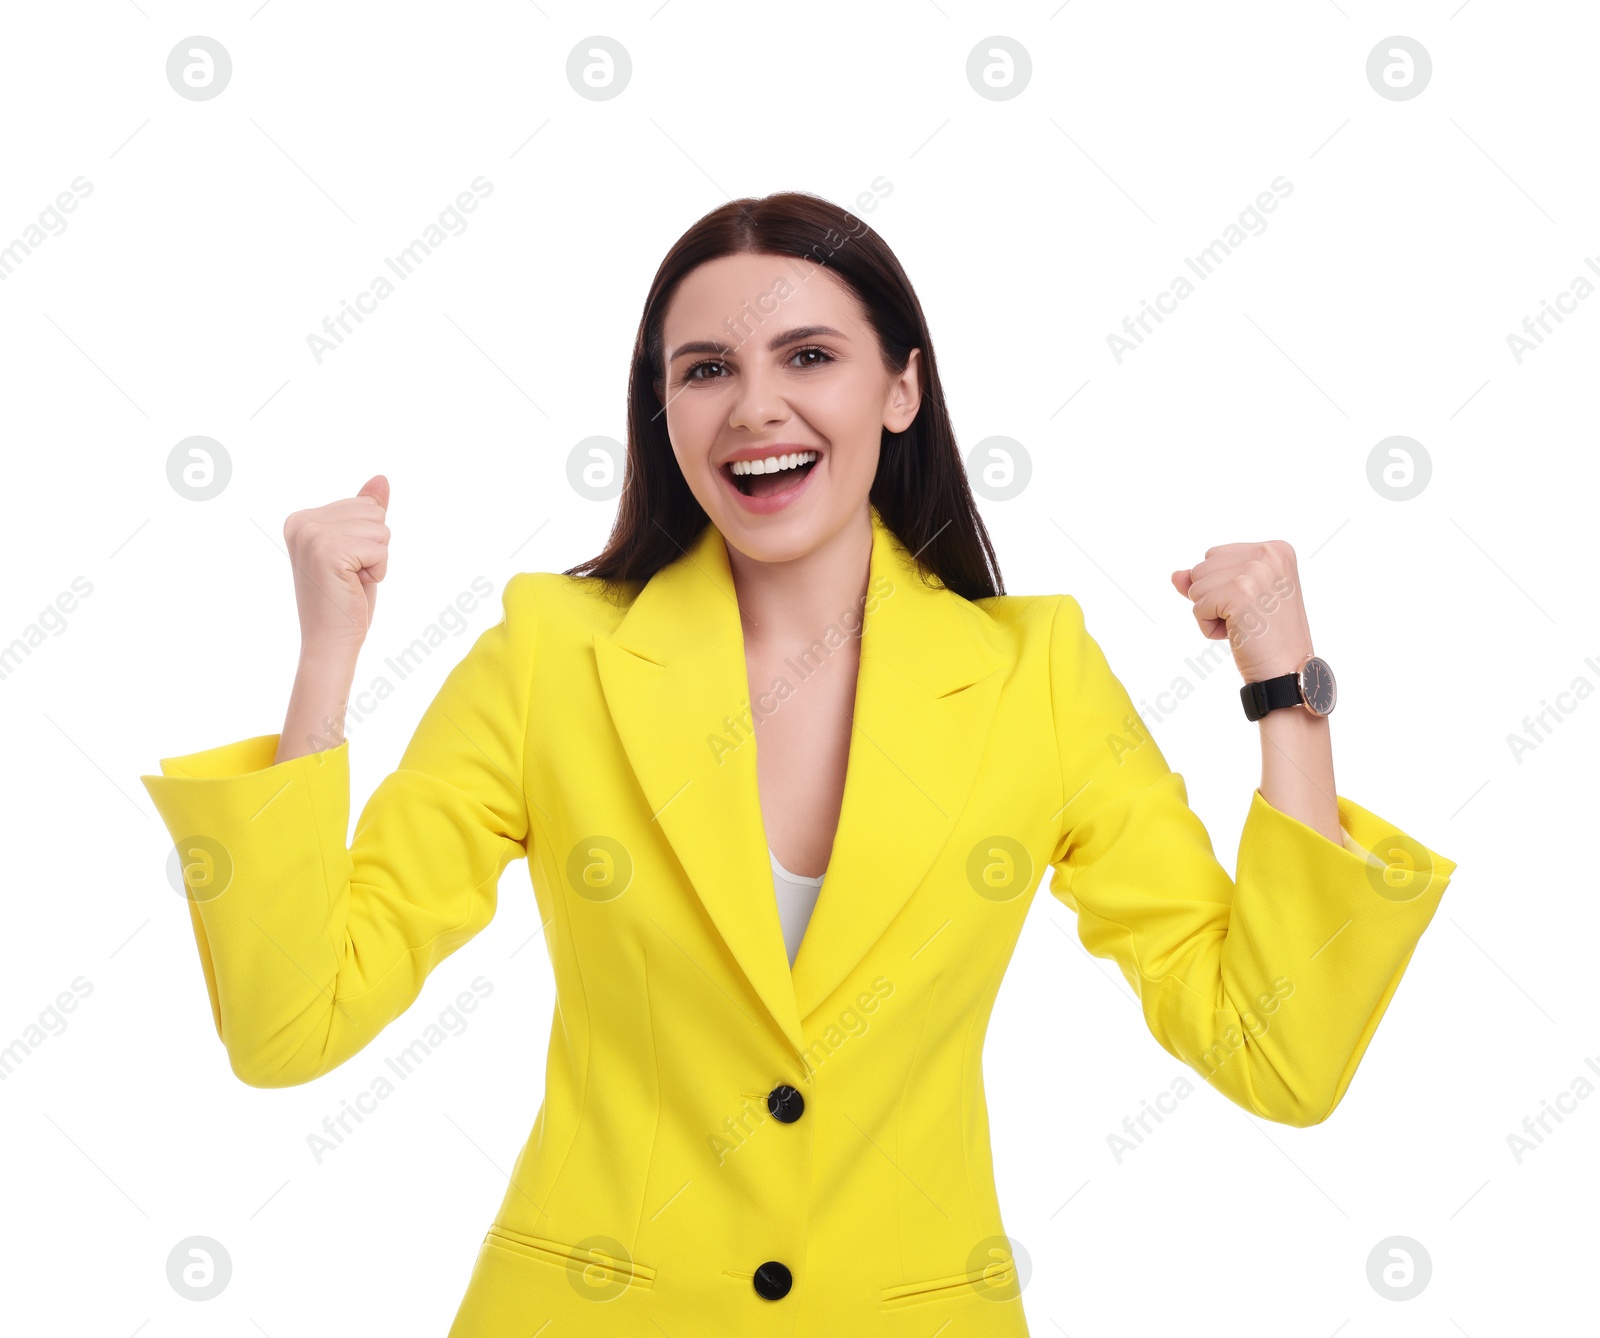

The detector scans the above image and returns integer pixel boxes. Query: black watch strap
[1240,672,1303,722]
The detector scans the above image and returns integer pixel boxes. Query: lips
[718,446,822,514]
[719,443,822,467]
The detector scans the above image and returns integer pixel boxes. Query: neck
[724,508,874,656]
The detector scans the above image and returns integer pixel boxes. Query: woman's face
[657,251,921,563]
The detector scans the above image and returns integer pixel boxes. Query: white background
[1,2,1591,1334]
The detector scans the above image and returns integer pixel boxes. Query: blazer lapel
[594,505,1005,1054]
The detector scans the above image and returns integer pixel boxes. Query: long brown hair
[563,190,1004,601]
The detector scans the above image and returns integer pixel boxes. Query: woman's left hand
[1170,540,1315,685]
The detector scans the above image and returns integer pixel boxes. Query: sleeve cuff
[139,732,356,1077]
[139,732,353,913]
[148,731,324,780]
[1232,787,1457,1120]
[1245,787,1458,899]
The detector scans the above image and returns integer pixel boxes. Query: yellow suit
[141,505,1455,1335]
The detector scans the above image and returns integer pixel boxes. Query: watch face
[1299,656,1337,715]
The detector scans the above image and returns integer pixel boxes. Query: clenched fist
[283,475,391,652]
[1170,539,1314,685]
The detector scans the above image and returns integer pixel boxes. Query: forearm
[277,642,362,764]
[1257,706,1341,845]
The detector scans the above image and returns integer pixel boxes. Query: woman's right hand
[283,474,391,654]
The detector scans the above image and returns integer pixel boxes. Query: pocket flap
[880,1253,1017,1307]
[484,1224,656,1290]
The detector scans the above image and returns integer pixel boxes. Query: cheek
[664,394,717,466]
[807,382,884,473]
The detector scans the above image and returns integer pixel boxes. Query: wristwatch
[1240,653,1337,721]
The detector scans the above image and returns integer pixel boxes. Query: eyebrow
[667,324,847,363]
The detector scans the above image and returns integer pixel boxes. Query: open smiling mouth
[725,450,819,498]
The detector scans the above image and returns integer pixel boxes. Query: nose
[725,359,790,433]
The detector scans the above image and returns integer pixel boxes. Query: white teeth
[729,450,818,476]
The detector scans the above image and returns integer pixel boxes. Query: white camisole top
[769,846,825,968]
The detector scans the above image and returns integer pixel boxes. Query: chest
[744,637,860,880]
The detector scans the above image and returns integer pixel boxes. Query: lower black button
[767,1083,804,1123]
[753,1259,792,1300]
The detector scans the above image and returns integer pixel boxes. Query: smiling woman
[140,189,1456,1338]
[570,193,995,595]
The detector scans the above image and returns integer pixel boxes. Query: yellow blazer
[141,504,1456,1336]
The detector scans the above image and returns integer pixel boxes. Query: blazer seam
[515,572,541,842]
[960,974,979,1240]
[636,943,664,1250]
[1046,593,1071,880]
[894,968,942,1283]
[527,846,591,1227]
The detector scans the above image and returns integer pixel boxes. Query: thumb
[1170,568,1193,597]
[355,474,388,607]
[358,474,390,510]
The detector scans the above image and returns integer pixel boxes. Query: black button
[767,1083,804,1123]
[753,1259,792,1300]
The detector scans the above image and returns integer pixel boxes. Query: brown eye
[683,359,727,383]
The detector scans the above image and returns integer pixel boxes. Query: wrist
[1256,703,1331,737]
[1241,647,1313,682]
[299,638,363,672]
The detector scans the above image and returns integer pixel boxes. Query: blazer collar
[593,505,1006,1054]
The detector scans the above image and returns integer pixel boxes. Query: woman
[142,192,1456,1336]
